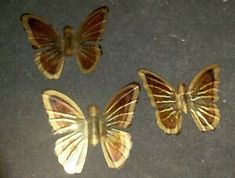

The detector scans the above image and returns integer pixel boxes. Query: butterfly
[42,82,140,173]
[138,64,221,134]
[21,6,109,79]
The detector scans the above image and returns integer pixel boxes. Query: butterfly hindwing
[76,6,109,73]
[100,129,132,168]
[42,90,88,174]
[21,14,64,79]
[187,64,221,131]
[139,69,182,134]
[101,82,140,168]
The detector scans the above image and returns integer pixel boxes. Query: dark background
[0,0,234,178]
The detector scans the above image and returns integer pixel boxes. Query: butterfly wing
[42,90,88,174]
[76,6,109,73]
[187,64,220,131]
[100,82,140,168]
[139,69,182,134]
[21,14,64,79]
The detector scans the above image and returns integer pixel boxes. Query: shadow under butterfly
[42,82,140,174]
[139,64,221,134]
[21,6,109,79]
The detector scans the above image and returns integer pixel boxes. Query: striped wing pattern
[101,129,132,168]
[21,14,64,79]
[76,6,109,73]
[42,90,88,174]
[187,64,220,131]
[139,69,182,134]
[101,82,140,168]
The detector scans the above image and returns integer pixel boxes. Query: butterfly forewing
[42,90,88,174]
[104,82,140,128]
[21,14,60,48]
[139,69,182,134]
[76,6,109,73]
[21,14,64,79]
[101,82,140,168]
[187,64,221,131]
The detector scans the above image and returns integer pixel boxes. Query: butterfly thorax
[63,26,75,56]
[88,105,102,147]
[176,83,188,114]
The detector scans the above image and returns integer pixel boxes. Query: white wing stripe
[49,118,77,123]
[106,112,134,124]
[105,86,138,114]
[197,88,218,96]
[147,77,173,91]
[106,100,137,119]
[196,111,214,130]
[190,109,206,131]
[158,107,174,113]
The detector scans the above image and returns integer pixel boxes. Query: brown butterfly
[21,6,109,79]
[138,64,221,134]
[42,82,140,174]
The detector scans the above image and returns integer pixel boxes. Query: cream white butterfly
[42,82,140,173]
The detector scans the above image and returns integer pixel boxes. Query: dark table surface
[0,0,235,178]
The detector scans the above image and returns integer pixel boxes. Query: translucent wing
[187,64,220,131]
[101,82,140,168]
[76,6,109,73]
[21,14,64,79]
[139,69,182,134]
[42,90,88,174]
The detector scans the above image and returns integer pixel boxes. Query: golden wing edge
[35,54,64,79]
[21,13,64,79]
[76,45,102,74]
[104,81,141,114]
[42,90,88,174]
[76,6,109,74]
[78,5,109,34]
[139,69,183,134]
[100,130,133,169]
[190,105,220,132]
[188,64,221,132]
[155,111,182,135]
[20,13,60,48]
[56,133,89,174]
[138,68,175,108]
[42,89,85,121]
[188,64,221,100]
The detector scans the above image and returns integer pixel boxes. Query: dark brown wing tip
[128,81,140,87]
[42,89,53,95]
[42,89,62,98]
[96,5,109,12]
[205,64,220,71]
[126,81,141,91]
[138,68,150,76]
[20,13,31,21]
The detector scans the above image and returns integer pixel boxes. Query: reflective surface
[0,0,235,177]
[41,82,139,173]
[21,6,109,79]
[139,64,220,134]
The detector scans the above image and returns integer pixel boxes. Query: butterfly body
[87,105,102,147]
[63,26,76,56]
[176,83,188,114]
[139,64,220,134]
[21,6,109,79]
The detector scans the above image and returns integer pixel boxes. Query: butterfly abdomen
[176,83,188,114]
[88,105,101,146]
[63,26,75,56]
